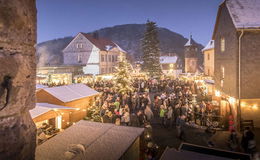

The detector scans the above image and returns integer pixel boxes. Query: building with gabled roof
[213,0,260,128]
[63,32,126,75]
[202,40,214,76]
[184,35,199,73]
[30,103,77,130]
[35,120,144,160]
[36,84,100,126]
[160,56,183,77]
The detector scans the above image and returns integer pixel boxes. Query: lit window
[221,80,224,87]
[221,38,225,52]
[170,64,174,68]
[222,67,225,79]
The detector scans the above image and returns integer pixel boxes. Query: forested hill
[36,24,204,66]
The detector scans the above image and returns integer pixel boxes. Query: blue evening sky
[37,0,222,46]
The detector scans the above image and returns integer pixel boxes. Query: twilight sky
[37,0,222,45]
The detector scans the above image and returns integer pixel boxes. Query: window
[78,53,82,63]
[109,55,112,62]
[221,66,224,87]
[101,55,105,62]
[76,43,83,49]
[115,55,118,62]
[105,55,107,62]
[112,55,114,62]
[208,54,210,60]
[220,38,225,52]
[222,67,225,79]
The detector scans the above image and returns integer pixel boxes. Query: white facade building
[63,32,126,75]
[160,56,182,77]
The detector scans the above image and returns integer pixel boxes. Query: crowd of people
[90,78,218,130]
[86,77,258,159]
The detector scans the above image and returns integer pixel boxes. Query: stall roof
[43,83,99,103]
[160,147,230,160]
[160,56,178,64]
[36,120,144,160]
[30,103,76,119]
[36,84,48,90]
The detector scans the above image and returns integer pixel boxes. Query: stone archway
[0,0,37,159]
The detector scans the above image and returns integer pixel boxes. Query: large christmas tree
[114,53,134,94]
[142,20,162,77]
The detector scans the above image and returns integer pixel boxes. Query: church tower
[184,35,198,73]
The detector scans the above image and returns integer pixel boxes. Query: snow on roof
[184,35,196,47]
[202,40,214,52]
[160,56,178,64]
[160,147,229,160]
[115,43,127,53]
[43,83,99,103]
[226,0,260,29]
[30,103,76,119]
[36,120,144,160]
[204,79,215,84]
[36,84,48,90]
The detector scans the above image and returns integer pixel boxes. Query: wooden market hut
[35,120,144,160]
[36,83,99,125]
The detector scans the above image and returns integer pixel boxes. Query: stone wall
[0,0,37,159]
[241,31,260,99]
[214,4,238,98]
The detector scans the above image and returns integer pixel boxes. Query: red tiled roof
[81,33,117,51]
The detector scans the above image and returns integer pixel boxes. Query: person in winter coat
[227,130,239,151]
[137,110,147,127]
[159,105,167,127]
[122,111,130,126]
[241,127,251,152]
[130,113,140,127]
[144,105,154,122]
[166,107,173,129]
[176,115,186,140]
[241,127,257,155]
